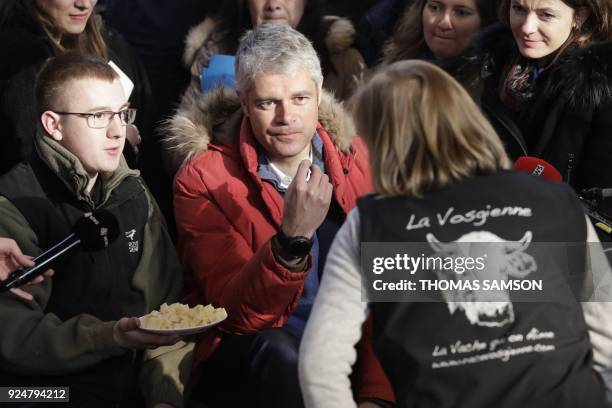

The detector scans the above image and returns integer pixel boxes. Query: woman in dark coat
[468,0,612,196]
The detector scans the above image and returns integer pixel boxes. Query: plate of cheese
[139,302,227,335]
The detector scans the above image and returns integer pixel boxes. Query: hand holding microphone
[0,211,180,351]
[0,238,53,301]
[0,210,119,295]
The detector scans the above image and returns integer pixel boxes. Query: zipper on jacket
[566,153,574,184]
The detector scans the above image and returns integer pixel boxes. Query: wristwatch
[276,229,313,258]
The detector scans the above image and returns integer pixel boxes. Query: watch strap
[276,229,313,257]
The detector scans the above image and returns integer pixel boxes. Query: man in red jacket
[170,24,393,407]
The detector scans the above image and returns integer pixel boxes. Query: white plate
[138,314,227,335]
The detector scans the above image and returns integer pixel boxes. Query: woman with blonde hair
[298,60,612,408]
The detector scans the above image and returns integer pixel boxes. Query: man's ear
[317,82,323,106]
[237,89,249,117]
[40,111,63,141]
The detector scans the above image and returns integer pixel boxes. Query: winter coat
[468,25,612,194]
[168,87,394,402]
[182,15,366,102]
[0,133,192,407]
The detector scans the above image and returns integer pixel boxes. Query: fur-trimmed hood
[473,24,612,110]
[183,15,357,72]
[163,87,356,173]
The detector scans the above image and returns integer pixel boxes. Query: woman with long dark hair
[382,0,499,64]
[472,0,612,194]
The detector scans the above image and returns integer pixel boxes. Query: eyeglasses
[54,108,137,129]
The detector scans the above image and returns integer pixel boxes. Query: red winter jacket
[169,87,394,403]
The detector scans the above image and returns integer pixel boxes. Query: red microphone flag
[514,156,562,182]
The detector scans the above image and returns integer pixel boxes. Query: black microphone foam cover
[73,210,120,251]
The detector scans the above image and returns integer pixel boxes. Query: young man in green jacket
[0,53,192,407]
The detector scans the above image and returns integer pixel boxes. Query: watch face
[289,238,313,257]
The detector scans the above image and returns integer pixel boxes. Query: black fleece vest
[0,158,149,406]
[358,171,607,408]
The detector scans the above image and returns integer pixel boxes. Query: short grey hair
[235,24,323,93]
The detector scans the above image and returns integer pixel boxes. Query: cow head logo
[426,231,537,327]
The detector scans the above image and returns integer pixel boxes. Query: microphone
[0,210,120,293]
[583,205,612,235]
[579,187,612,236]
[514,156,562,182]
[579,187,612,201]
